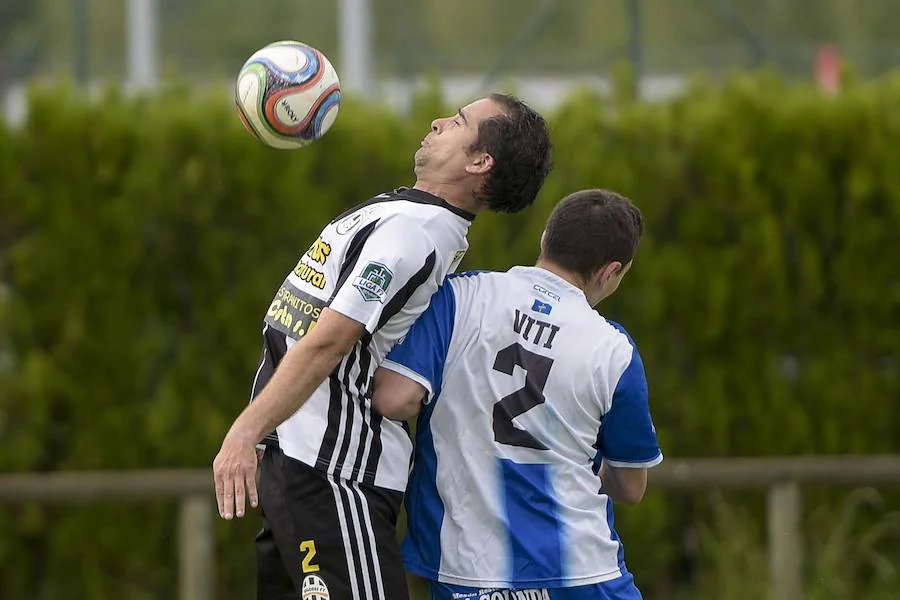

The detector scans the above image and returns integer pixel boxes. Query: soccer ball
[235,40,342,149]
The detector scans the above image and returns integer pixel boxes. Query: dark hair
[468,93,553,213]
[541,189,643,280]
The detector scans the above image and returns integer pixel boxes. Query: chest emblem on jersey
[353,261,393,303]
[301,574,330,600]
[336,212,363,235]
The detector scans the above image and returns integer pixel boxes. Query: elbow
[374,398,421,422]
[618,478,648,506]
[617,487,646,506]
[601,463,648,506]
[370,391,405,420]
[324,335,354,361]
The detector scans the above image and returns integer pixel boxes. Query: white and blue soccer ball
[235,40,342,149]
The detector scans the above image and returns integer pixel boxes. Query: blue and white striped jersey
[382,266,663,589]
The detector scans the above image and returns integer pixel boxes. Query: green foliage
[1,73,899,599]
[687,490,900,600]
[806,488,900,599]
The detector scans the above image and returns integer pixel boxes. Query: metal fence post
[72,0,89,84]
[626,0,644,90]
[179,494,214,600]
[767,482,803,600]
[338,0,373,98]
[126,0,159,90]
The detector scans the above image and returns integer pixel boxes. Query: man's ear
[465,152,495,175]
[597,261,623,286]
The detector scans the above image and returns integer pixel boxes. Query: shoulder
[444,269,499,292]
[329,191,395,228]
[375,209,424,228]
[602,319,639,352]
[362,211,435,249]
[425,271,498,325]
[447,269,495,280]
[583,316,642,377]
[329,190,432,233]
[328,210,434,263]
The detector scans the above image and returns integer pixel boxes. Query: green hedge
[1,75,898,599]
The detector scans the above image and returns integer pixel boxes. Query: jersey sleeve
[380,281,457,400]
[328,214,438,334]
[594,324,663,470]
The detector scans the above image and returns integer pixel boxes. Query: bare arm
[213,308,364,519]
[372,367,428,421]
[598,460,648,506]
[229,308,363,441]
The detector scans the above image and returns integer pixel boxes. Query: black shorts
[255,447,408,600]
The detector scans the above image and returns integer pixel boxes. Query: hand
[213,430,259,519]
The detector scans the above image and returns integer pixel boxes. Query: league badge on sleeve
[353,262,394,303]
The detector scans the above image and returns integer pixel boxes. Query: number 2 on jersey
[492,342,554,450]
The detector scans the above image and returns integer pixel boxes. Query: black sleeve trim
[327,220,379,305]
[374,250,438,334]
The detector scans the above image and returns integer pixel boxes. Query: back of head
[470,94,553,213]
[541,189,644,280]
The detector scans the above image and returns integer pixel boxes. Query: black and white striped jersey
[250,187,473,491]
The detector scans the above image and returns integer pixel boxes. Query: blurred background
[1,1,899,599]
[4,0,900,114]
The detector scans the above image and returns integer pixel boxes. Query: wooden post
[179,494,214,600]
[767,482,803,600]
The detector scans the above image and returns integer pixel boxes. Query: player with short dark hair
[542,189,643,279]
[212,94,552,600]
[373,189,660,600]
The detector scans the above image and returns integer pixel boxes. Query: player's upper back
[383,265,662,585]
[438,266,639,465]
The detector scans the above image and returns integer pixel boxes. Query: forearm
[228,341,344,444]
[598,462,622,501]
[212,309,365,520]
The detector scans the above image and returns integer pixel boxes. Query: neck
[413,180,483,215]
[534,258,600,305]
